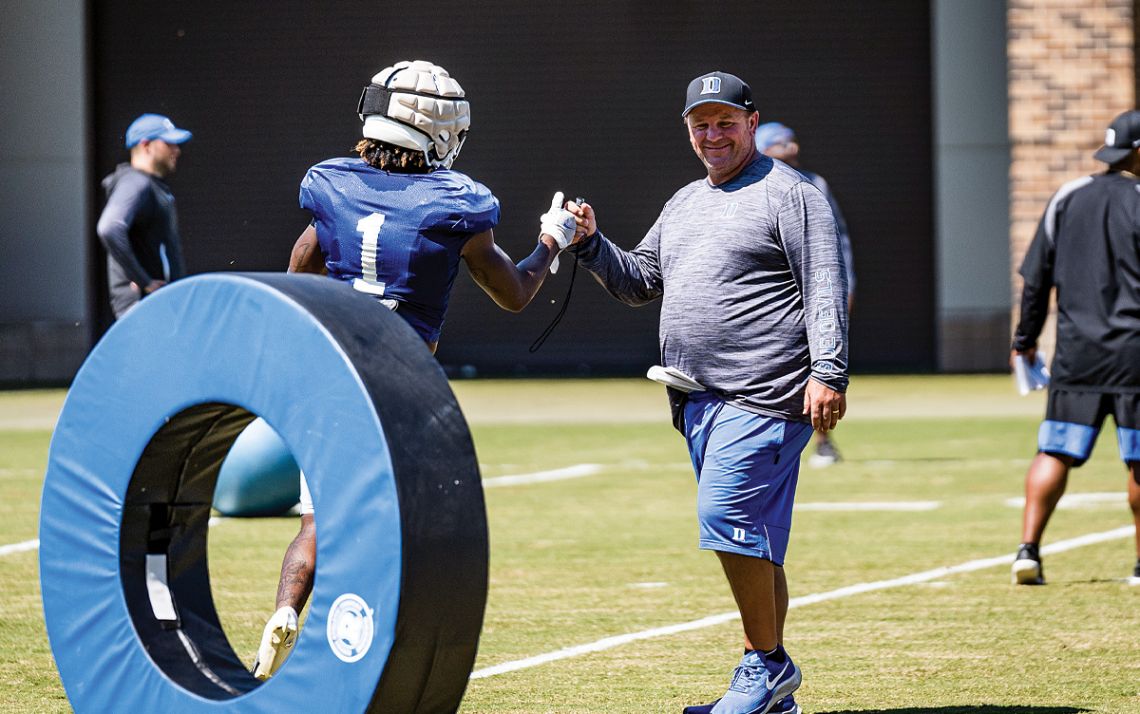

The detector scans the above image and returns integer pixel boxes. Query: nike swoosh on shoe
[763,662,789,690]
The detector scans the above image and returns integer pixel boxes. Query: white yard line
[470,525,1134,680]
[483,464,603,488]
[1004,492,1125,509]
[0,539,39,557]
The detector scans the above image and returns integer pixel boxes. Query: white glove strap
[539,191,575,274]
[540,212,576,250]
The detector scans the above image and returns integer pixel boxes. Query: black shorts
[1045,389,1140,430]
[1040,389,1140,466]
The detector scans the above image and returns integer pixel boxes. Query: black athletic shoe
[1011,543,1044,585]
[1132,559,1140,580]
[808,439,842,468]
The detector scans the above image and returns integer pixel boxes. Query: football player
[253,59,580,680]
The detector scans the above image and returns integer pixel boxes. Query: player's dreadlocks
[355,138,430,173]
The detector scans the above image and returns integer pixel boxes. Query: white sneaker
[252,606,298,680]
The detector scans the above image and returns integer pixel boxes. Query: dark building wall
[91,1,933,375]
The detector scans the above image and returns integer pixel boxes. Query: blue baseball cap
[125,113,192,148]
[755,122,795,151]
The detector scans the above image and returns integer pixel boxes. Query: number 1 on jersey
[357,212,386,289]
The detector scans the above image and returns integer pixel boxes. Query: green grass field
[2,376,1139,713]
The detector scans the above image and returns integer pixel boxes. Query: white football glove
[539,191,577,274]
[252,605,298,680]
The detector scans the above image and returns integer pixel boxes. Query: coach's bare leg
[716,551,778,652]
[1127,462,1140,559]
[774,565,788,644]
[276,514,316,611]
[1021,452,1073,545]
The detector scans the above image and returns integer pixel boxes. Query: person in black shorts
[1010,109,1140,585]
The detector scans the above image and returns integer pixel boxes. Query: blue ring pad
[39,273,487,712]
[1038,419,1099,465]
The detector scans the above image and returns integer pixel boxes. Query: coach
[1010,109,1140,586]
[567,71,848,714]
[96,113,191,319]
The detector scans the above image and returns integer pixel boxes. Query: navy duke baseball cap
[125,113,193,148]
[682,71,755,118]
[1093,110,1140,164]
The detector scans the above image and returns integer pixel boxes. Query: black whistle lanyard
[528,253,578,353]
[529,196,585,353]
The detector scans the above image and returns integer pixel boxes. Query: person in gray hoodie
[96,113,191,318]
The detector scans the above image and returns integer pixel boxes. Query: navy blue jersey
[300,157,500,343]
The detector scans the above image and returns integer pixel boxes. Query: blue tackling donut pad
[213,417,301,517]
[39,273,488,713]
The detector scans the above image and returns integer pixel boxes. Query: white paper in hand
[646,365,706,393]
[1013,352,1050,396]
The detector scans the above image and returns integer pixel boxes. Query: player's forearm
[495,239,558,312]
[520,235,560,280]
[275,528,315,611]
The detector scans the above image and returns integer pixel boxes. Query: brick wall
[1007,0,1134,360]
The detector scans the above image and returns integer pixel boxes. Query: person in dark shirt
[96,114,191,318]
[1010,109,1140,585]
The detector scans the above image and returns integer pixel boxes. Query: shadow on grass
[820,702,1085,707]
[1070,577,1140,586]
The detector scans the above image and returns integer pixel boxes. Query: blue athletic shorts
[1039,389,1140,467]
[683,392,813,565]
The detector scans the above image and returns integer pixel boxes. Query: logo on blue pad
[327,593,375,663]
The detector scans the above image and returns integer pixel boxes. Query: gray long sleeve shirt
[800,169,855,296]
[573,154,849,422]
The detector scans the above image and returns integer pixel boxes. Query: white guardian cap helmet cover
[357,60,470,169]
